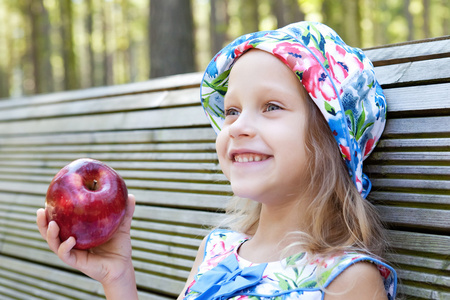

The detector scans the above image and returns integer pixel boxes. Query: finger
[46,221,62,254]
[58,236,77,266]
[116,194,136,234]
[36,208,49,240]
[123,194,136,228]
[126,194,136,219]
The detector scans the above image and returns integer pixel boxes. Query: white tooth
[255,156,261,162]
[248,156,254,162]
[243,157,249,162]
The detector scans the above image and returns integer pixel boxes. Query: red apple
[45,158,128,250]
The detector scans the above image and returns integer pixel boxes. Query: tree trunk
[374,0,387,45]
[102,1,114,85]
[444,0,449,36]
[149,0,195,78]
[272,0,286,27]
[121,0,131,84]
[342,0,361,47]
[85,0,96,87]
[285,0,304,24]
[404,0,414,40]
[322,0,344,37]
[59,0,79,90]
[210,0,228,56]
[239,0,259,33]
[0,68,8,98]
[423,0,430,38]
[27,0,53,94]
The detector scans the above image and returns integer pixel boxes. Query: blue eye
[225,108,240,116]
[265,103,282,112]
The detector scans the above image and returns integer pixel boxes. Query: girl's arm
[36,194,138,300]
[177,236,207,300]
[325,262,387,300]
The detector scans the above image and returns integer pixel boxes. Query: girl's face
[216,50,310,206]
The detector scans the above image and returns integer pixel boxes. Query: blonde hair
[221,94,387,258]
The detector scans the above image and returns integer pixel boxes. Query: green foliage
[0,0,448,98]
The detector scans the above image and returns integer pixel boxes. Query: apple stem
[93,180,97,190]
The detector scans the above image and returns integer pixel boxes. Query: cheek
[215,131,230,178]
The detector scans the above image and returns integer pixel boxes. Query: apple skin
[45,158,128,250]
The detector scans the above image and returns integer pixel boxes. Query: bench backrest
[0,37,448,299]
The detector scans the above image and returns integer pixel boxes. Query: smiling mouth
[233,153,270,163]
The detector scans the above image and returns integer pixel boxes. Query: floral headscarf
[200,21,387,197]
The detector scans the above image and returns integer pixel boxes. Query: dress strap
[320,253,397,299]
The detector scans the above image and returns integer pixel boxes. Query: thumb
[122,194,136,230]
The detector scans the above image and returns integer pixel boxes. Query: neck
[239,196,310,263]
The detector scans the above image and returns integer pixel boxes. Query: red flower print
[339,144,351,160]
[205,240,238,269]
[302,65,337,101]
[326,44,364,85]
[234,41,254,57]
[187,279,196,290]
[364,138,375,157]
[378,265,391,279]
[272,42,324,73]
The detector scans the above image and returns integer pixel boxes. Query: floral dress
[184,229,397,300]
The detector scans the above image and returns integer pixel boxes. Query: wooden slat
[377,206,450,230]
[365,37,450,64]
[371,178,450,191]
[0,166,225,180]
[384,83,450,114]
[383,115,450,136]
[398,269,450,287]
[376,137,450,149]
[133,206,223,227]
[0,160,222,173]
[0,88,200,122]
[398,285,450,300]
[0,143,218,155]
[0,255,105,299]
[0,170,221,184]
[0,72,203,109]
[135,271,184,298]
[0,105,209,136]
[0,127,216,146]
[369,191,450,205]
[386,253,449,271]
[366,165,450,177]
[376,57,450,86]
[388,230,450,255]
[0,152,218,163]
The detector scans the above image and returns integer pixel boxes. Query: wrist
[102,261,138,300]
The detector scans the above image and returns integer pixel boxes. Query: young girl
[37,21,397,299]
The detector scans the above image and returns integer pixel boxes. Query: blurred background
[0,0,448,98]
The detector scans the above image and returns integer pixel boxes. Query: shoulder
[325,262,387,300]
[196,229,248,273]
[203,228,248,255]
[319,252,397,300]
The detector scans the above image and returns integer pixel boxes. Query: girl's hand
[36,194,138,297]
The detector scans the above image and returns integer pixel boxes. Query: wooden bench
[0,36,448,299]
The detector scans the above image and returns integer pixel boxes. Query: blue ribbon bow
[190,254,267,299]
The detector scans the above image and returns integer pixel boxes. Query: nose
[228,111,257,139]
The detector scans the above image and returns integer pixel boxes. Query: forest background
[0,0,448,98]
